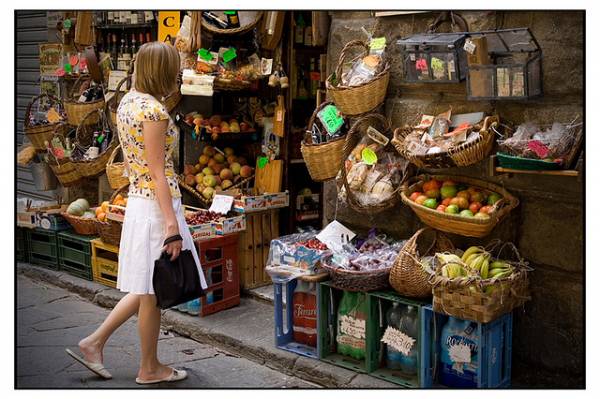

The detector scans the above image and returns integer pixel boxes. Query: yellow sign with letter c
[158,11,180,44]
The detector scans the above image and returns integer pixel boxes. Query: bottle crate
[420,305,512,388]
[195,234,240,317]
[17,226,29,263]
[317,281,369,373]
[26,228,59,270]
[366,291,431,387]
[273,274,327,359]
[238,209,279,289]
[57,231,96,281]
[91,238,119,288]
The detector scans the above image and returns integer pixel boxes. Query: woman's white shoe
[135,368,187,384]
[65,348,112,379]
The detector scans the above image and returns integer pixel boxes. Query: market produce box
[239,209,280,289]
[184,205,246,241]
[420,305,512,388]
[58,230,96,281]
[26,228,59,270]
[233,191,289,213]
[91,238,119,288]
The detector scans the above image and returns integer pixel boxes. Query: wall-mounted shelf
[489,155,581,178]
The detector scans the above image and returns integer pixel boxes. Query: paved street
[16,274,316,388]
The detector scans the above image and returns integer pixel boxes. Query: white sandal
[65,348,112,379]
[135,368,187,385]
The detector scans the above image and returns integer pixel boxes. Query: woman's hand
[164,219,182,261]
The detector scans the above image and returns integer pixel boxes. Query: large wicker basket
[106,144,129,190]
[46,125,82,187]
[98,184,128,246]
[300,101,347,182]
[201,11,263,35]
[430,241,531,323]
[401,174,519,238]
[326,40,390,116]
[73,108,117,178]
[24,94,67,152]
[392,116,499,169]
[61,210,99,235]
[64,77,105,126]
[321,255,393,292]
[339,113,408,215]
[389,228,454,298]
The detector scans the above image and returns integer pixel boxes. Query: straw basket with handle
[430,241,531,323]
[321,254,394,292]
[201,11,263,36]
[339,113,408,215]
[24,94,67,152]
[46,124,82,187]
[73,108,117,178]
[64,76,105,126]
[61,201,100,236]
[98,183,128,246]
[106,144,129,190]
[389,227,454,298]
[107,75,131,127]
[326,40,390,116]
[300,101,348,182]
[400,174,519,238]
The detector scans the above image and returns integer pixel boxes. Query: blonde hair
[134,42,180,98]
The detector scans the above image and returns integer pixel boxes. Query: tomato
[469,201,482,213]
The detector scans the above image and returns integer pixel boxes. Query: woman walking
[66,42,207,384]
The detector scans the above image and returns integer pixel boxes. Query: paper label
[464,39,476,55]
[209,194,234,214]
[381,326,416,355]
[257,156,269,169]
[361,148,378,166]
[370,37,387,51]
[222,48,237,63]
[316,220,356,252]
[366,126,389,146]
[317,104,344,135]
[276,109,283,122]
[198,48,213,61]
[449,342,472,363]
[339,315,366,339]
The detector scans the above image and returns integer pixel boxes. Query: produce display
[66,198,92,217]
[181,145,254,201]
[182,112,257,139]
[324,233,406,272]
[66,194,128,224]
[408,178,502,219]
[185,210,224,225]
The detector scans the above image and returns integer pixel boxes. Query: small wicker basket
[46,124,82,187]
[107,76,131,127]
[106,144,129,190]
[201,11,263,35]
[64,76,105,126]
[73,108,117,178]
[300,101,347,182]
[321,255,393,292]
[98,184,128,246]
[326,40,390,116]
[24,94,66,152]
[61,211,99,236]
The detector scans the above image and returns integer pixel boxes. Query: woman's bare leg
[78,293,141,364]
[137,294,172,380]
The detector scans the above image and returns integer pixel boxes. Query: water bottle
[440,317,479,388]
[398,305,419,375]
[384,302,405,370]
[187,298,200,316]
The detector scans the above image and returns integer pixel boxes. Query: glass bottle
[398,305,419,375]
[295,13,305,44]
[385,302,405,370]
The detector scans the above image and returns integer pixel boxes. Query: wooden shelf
[494,167,579,177]
[290,159,306,164]
[97,23,155,30]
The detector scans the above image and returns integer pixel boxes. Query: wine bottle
[224,11,240,28]
[202,11,229,29]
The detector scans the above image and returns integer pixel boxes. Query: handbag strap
[163,234,183,246]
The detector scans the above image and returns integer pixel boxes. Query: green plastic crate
[16,227,29,263]
[58,231,96,280]
[496,152,562,171]
[27,228,59,270]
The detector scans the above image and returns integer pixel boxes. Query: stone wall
[324,11,584,387]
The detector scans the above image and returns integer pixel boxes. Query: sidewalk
[17,263,397,388]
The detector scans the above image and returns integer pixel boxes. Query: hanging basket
[46,124,83,187]
[326,40,390,116]
[107,76,131,127]
[391,116,499,168]
[201,11,263,36]
[64,76,105,126]
[73,108,117,178]
[401,174,519,237]
[24,94,67,152]
[106,144,129,190]
[389,227,454,298]
[98,183,128,246]
[339,113,408,215]
[300,101,348,182]
[430,241,531,323]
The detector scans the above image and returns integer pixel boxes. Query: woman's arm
[143,119,181,260]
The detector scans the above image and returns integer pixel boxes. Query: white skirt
[117,195,208,294]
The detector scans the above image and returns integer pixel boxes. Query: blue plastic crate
[274,278,321,359]
[421,305,512,388]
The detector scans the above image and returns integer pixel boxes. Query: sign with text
[158,11,180,44]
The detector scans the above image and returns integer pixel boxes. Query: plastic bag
[324,235,406,272]
[340,37,387,87]
[175,15,192,53]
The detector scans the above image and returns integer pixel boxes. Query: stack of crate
[26,228,60,270]
[57,231,95,280]
[16,227,29,263]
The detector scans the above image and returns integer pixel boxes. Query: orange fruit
[415,195,428,205]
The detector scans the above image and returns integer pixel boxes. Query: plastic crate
[195,234,240,317]
[366,291,431,387]
[274,278,322,359]
[238,209,279,289]
[496,152,562,171]
[421,305,512,388]
[27,228,59,270]
[58,231,96,281]
[318,281,369,373]
[91,238,119,288]
[16,227,29,263]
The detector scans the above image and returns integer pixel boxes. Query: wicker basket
[321,255,393,292]
[107,76,131,127]
[401,174,519,238]
[106,144,129,189]
[326,40,390,116]
[201,11,263,35]
[61,210,99,236]
[213,77,253,91]
[162,88,182,113]
[339,113,408,215]
[178,174,255,209]
[73,108,117,178]
[98,184,128,246]
[24,94,67,152]
[430,241,531,323]
[64,77,105,126]
[392,116,499,169]
[300,101,347,182]
[389,228,454,298]
[46,124,82,187]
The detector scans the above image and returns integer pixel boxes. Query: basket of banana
[429,241,531,323]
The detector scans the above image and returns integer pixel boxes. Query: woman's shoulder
[118,91,168,121]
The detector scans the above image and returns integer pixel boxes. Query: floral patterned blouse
[116,90,181,200]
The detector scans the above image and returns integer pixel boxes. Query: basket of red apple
[400,174,519,238]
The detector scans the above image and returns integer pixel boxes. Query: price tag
[222,48,237,64]
[63,18,72,29]
[361,148,377,165]
[257,156,269,169]
[370,37,387,51]
[463,39,476,55]
[209,194,234,215]
[449,342,472,364]
[381,326,416,356]
[316,220,355,253]
[198,48,213,61]
[69,54,79,66]
[317,104,344,135]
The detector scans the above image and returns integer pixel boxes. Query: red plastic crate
[196,234,240,317]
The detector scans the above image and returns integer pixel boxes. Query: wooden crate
[91,238,119,288]
[58,231,95,281]
[237,209,280,289]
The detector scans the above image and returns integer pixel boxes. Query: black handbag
[152,235,204,309]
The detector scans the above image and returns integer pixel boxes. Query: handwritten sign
[317,104,344,135]
[370,37,387,51]
[316,220,355,253]
[209,194,234,215]
[339,315,366,339]
[381,326,415,356]
[361,147,378,165]
[449,342,472,364]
